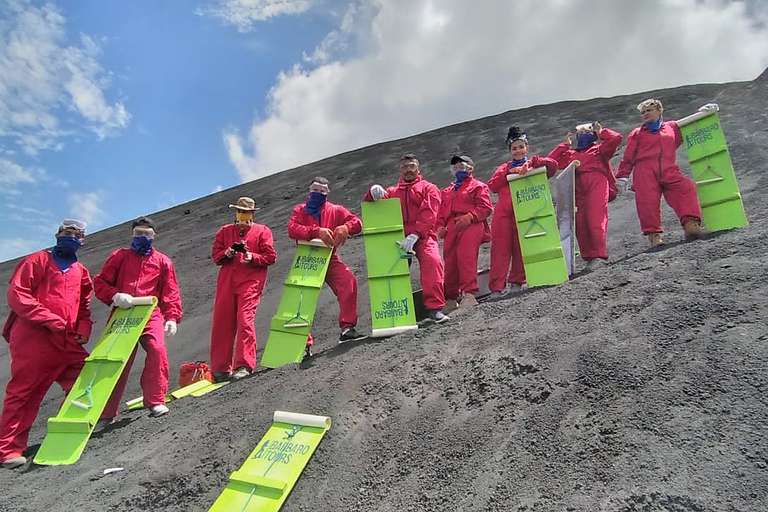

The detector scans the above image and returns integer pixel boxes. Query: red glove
[454,213,474,231]
[318,227,335,247]
[436,226,447,239]
[333,225,349,246]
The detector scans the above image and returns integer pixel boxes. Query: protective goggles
[132,226,156,238]
[59,218,87,236]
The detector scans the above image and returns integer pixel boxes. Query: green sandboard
[678,110,748,231]
[33,297,157,466]
[508,167,568,287]
[260,240,333,368]
[361,198,418,337]
[208,411,331,512]
[125,380,229,411]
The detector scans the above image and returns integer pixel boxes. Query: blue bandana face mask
[131,235,154,255]
[576,131,596,149]
[452,170,469,190]
[645,118,663,133]
[51,235,82,271]
[305,191,327,220]
[509,156,528,168]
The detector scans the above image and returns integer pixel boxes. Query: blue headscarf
[305,191,327,220]
[508,156,527,168]
[576,131,596,150]
[50,235,81,271]
[131,236,154,255]
[452,170,469,190]
[644,118,663,133]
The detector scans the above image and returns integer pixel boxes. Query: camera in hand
[230,241,248,253]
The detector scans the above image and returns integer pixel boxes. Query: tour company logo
[374,298,410,320]
[293,254,328,271]
[685,122,720,149]
[252,438,311,464]
[515,184,546,204]
[105,316,144,335]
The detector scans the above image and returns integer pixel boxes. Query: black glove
[230,241,248,253]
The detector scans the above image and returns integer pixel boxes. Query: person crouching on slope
[615,99,716,247]
[548,121,623,268]
[96,217,182,420]
[209,197,277,382]
[436,154,493,312]
[287,177,366,357]
[0,219,101,470]
[364,153,449,324]
[487,126,558,299]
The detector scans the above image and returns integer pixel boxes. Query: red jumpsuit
[94,248,182,417]
[0,251,94,461]
[209,223,277,373]
[287,201,362,339]
[436,175,493,299]
[487,155,558,291]
[616,120,701,234]
[364,175,445,310]
[548,127,623,260]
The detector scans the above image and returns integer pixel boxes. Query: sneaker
[507,283,528,294]
[1,455,26,470]
[304,345,313,358]
[231,367,251,380]
[458,294,478,309]
[94,417,115,431]
[148,404,169,417]
[648,232,664,247]
[212,371,231,383]
[339,327,367,344]
[444,299,459,313]
[427,309,450,323]
[489,291,503,300]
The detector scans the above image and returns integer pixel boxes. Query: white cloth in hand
[164,320,177,337]
[616,177,630,194]
[370,184,386,201]
[112,292,134,309]
[398,233,419,253]
[698,103,719,112]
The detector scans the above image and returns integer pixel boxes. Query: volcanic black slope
[1,69,767,511]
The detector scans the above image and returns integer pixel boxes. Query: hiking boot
[648,232,664,247]
[94,417,115,431]
[1,456,26,470]
[231,367,251,380]
[458,293,478,309]
[444,299,459,313]
[212,371,231,383]
[684,219,709,238]
[148,404,169,417]
[339,327,367,344]
[427,309,450,323]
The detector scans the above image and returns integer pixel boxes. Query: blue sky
[1,0,768,262]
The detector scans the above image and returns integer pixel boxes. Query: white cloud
[0,158,49,193]
[0,237,49,263]
[213,185,224,192]
[0,0,130,155]
[68,191,105,228]
[221,0,768,181]
[197,0,312,32]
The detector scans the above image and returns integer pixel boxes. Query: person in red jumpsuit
[209,197,277,381]
[287,177,366,356]
[616,98,713,247]
[487,127,558,299]
[1,219,97,469]
[435,154,493,311]
[548,121,623,268]
[95,217,182,419]
[364,153,448,323]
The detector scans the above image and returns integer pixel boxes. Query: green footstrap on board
[208,411,331,512]
[552,160,578,275]
[33,297,158,466]
[361,198,418,337]
[260,240,333,368]
[508,167,568,287]
[677,110,747,231]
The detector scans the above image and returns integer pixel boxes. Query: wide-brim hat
[228,196,259,211]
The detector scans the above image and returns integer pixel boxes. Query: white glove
[616,177,630,194]
[370,184,386,201]
[398,233,419,253]
[112,292,134,309]
[164,320,177,337]
[698,103,719,113]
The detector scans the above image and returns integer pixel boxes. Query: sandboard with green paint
[208,411,331,512]
[361,198,418,337]
[508,167,568,287]
[260,240,333,368]
[33,296,157,466]
[677,109,747,231]
[125,380,229,411]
